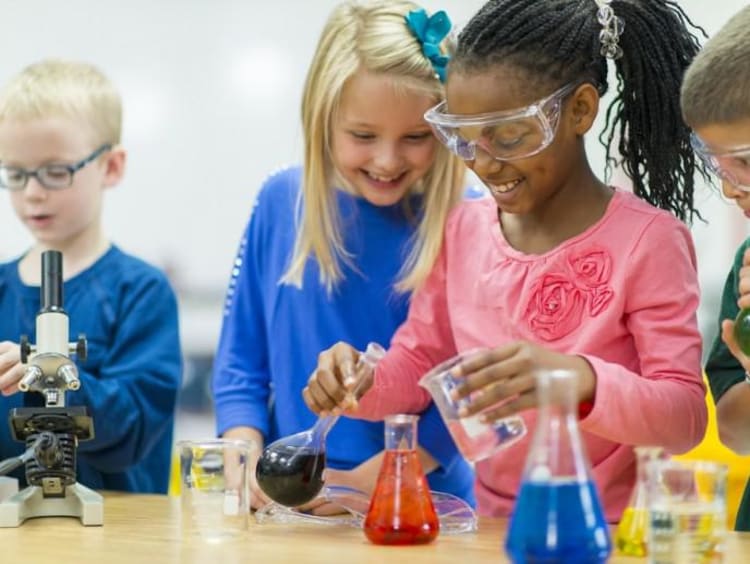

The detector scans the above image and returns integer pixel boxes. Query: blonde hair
[281,0,465,293]
[0,59,121,146]
[681,6,750,127]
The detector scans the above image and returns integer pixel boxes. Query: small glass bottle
[615,446,665,557]
[733,309,750,355]
[363,414,439,545]
[506,369,611,563]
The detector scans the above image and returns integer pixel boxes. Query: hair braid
[453,0,708,222]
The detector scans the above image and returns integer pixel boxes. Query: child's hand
[296,452,385,516]
[302,342,371,416]
[720,319,750,373]
[247,446,273,510]
[222,427,271,510]
[0,341,23,396]
[450,341,596,422]
[738,248,750,310]
[322,451,383,496]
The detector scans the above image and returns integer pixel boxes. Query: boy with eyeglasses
[0,59,181,493]
[681,6,750,531]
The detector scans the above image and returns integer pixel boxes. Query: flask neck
[527,370,589,479]
[633,446,664,490]
[536,369,578,420]
[384,414,418,451]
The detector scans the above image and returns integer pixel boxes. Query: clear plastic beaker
[647,459,727,564]
[505,369,611,563]
[178,438,256,542]
[418,350,526,462]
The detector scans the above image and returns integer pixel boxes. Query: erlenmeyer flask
[615,446,665,557]
[363,414,439,545]
[506,369,611,563]
[255,342,385,507]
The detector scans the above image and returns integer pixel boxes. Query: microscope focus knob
[76,334,87,363]
[20,335,31,364]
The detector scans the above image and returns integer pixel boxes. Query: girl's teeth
[368,172,399,182]
[494,179,521,193]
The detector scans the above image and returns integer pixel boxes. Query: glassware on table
[178,438,256,542]
[505,369,611,563]
[647,459,727,564]
[255,342,385,507]
[418,350,526,462]
[363,414,440,545]
[615,446,667,557]
[254,484,477,534]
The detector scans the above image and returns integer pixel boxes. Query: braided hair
[453,0,707,222]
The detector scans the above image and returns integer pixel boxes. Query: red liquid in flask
[363,449,439,545]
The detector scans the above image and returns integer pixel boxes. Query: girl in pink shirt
[304,0,709,522]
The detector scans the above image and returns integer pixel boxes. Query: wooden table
[3,493,749,563]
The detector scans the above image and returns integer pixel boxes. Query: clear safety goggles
[691,133,750,192]
[424,82,578,161]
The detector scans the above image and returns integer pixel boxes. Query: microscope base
[0,483,103,527]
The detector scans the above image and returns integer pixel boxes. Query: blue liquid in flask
[506,477,611,563]
[505,369,612,564]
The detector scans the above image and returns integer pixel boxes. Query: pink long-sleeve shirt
[357,190,707,521]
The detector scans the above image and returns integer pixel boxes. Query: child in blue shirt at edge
[0,59,182,493]
[682,6,750,531]
[212,0,476,512]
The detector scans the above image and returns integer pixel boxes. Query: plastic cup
[178,438,256,542]
[418,351,526,462]
[647,459,727,564]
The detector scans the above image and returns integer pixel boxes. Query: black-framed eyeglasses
[0,144,112,191]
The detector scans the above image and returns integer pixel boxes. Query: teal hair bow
[405,9,452,83]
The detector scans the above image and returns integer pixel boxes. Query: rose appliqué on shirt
[525,246,615,340]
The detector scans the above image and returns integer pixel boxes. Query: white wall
[0,0,747,354]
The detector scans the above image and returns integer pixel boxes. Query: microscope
[0,250,103,526]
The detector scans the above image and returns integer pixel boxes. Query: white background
[0,0,747,357]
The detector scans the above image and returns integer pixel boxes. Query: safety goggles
[690,133,750,191]
[424,82,578,161]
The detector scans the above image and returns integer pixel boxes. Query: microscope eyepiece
[41,250,64,312]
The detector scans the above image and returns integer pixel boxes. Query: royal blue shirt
[0,246,181,493]
[213,166,476,504]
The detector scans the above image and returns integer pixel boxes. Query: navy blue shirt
[0,246,181,493]
[213,166,476,504]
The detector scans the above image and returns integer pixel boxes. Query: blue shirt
[0,246,182,493]
[213,166,476,504]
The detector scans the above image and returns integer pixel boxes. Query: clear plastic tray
[254,485,477,534]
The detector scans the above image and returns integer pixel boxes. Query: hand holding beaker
[258,343,385,507]
[448,341,596,422]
